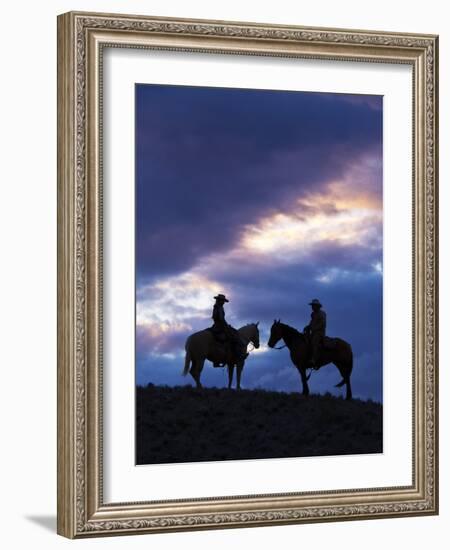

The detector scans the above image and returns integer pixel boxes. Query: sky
[135,84,383,402]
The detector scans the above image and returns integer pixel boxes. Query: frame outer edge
[431,35,439,515]
[63,10,438,40]
[57,12,77,539]
[56,10,439,537]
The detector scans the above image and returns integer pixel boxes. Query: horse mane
[279,322,305,341]
[238,322,257,336]
[237,322,258,331]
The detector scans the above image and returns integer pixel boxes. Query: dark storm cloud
[136,85,382,281]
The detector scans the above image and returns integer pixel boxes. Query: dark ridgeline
[136,384,382,466]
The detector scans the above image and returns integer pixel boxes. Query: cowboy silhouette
[303,298,327,370]
[211,294,247,368]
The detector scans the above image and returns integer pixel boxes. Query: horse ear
[256,321,259,327]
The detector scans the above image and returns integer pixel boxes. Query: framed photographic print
[57,11,439,538]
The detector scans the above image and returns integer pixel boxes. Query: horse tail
[182,337,191,376]
[182,350,191,376]
[335,347,353,387]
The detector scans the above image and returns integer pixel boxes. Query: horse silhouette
[182,323,260,390]
[267,320,353,400]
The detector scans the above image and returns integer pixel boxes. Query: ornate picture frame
[57,11,438,538]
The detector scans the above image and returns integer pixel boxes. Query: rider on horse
[303,298,326,370]
[211,294,248,368]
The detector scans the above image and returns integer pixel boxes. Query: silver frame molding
[57,11,439,539]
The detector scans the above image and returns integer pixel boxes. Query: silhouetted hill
[136,384,382,465]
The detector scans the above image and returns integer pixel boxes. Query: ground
[136,384,382,465]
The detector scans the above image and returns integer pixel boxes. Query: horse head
[267,319,283,348]
[239,322,260,349]
[251,321,260,349]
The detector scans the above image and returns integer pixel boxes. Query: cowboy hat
[308,298,322,307]
[214,294,229,302]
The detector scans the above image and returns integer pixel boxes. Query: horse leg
[236,363,244,390]
[227,364,234,389]
[191,358,204,389]
[298,364,310,396]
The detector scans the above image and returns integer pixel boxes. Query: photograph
[135,84,384,465]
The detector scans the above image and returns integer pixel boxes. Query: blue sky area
[135,84,383,402]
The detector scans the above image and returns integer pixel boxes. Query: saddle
[206,327,230,367]
[323,336,338,350]
[207,326,227,342]
[304,335,338,369]
[207,326,247,367]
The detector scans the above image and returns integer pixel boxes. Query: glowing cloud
[241,207,381,258]
[137,272,223,326]
[241,181,381,262]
